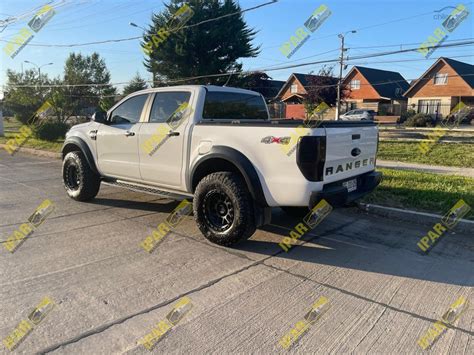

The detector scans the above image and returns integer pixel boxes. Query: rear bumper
[309,171,382,208]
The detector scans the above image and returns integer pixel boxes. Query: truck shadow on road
[238,209,474,289]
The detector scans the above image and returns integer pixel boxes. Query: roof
[276,73,336,98]
[443,57,474,88]
[265,80,286,98]
[404,57,474,96]
[345,66,410,100]
[292,73,323,87]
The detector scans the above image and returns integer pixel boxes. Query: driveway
[0,151,472,354]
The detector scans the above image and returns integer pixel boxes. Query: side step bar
[102,180,193,201]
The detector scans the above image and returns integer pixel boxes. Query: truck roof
[130,85,262,97]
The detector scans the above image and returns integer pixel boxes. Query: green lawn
[362,168,474,220]
[0,131,63,153]
[378,141,474,168]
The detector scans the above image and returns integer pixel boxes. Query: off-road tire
[194,172,256,246]
[62,151,101,201]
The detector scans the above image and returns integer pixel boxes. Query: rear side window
[203,92,268,120]
[149,92,191,124]
[110,94,148,124]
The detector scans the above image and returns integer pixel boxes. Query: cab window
[110,94,148,124]
[203,92,268,120]
[149,92,191,124]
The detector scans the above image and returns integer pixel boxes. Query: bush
[404,113,433,127]
[399,109,416,124]
[34,121,69,141]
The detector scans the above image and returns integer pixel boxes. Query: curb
[3,143,473,232]
[376,160,474,178]
[379,127,474,133]
[0,144,61,159]
[357,203,474,233]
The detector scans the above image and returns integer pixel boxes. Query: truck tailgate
[323,125,378,183]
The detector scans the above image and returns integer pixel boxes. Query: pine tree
[123,73,148,96]
[143,0,259,86]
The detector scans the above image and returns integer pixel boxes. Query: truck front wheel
[62,151,101,201]
[194,172,256,246]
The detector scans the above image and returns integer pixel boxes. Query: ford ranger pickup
[61,85,382,246]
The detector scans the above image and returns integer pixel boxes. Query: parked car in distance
[340,110,376,121]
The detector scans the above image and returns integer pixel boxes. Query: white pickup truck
[62,85,381,246]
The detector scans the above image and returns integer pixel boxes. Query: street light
[129,22,147,32]
[24,61,53,76]
[335,30,356,120]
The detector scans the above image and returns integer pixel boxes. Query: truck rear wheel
[62,151,101,201]
[194,172,256,246]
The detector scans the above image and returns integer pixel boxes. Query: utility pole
[0,103,3,137]
[335,30,356,121]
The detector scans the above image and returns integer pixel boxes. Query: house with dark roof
[275,73,337,118]
[403,57,474,118]
[342,66,409,115]
[261,79,286,100]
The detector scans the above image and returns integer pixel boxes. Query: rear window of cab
[203,91,268,120]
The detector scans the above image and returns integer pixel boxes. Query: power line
[2,40,472,90]
[251,40,474,74]
[0,0,278,47]
[0,0,85,31]
[258,3,473,51]
[4,72,473,95]
[346,37,474,50]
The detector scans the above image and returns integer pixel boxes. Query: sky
[0,0,472,93]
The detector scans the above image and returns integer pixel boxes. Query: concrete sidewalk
[377,159,474,178]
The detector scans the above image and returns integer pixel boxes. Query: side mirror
[91,110,107,124]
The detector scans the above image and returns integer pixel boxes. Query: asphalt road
[1,150,473,354]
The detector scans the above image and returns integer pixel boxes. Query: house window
[433,73,448,85]
[290,84,298,93]
[350,80,360,90]
[418,99,441,114]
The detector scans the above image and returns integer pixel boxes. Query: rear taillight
[296,136,326,181]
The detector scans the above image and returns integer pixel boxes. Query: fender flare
[62,136,99,175]
[189,146,268,206]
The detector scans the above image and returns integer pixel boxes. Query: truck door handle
[125,131,135,137]
[167,131,180,137]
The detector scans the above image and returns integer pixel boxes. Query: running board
[102,180,192,201]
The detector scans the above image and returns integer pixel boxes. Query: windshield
[203,91,269,120]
